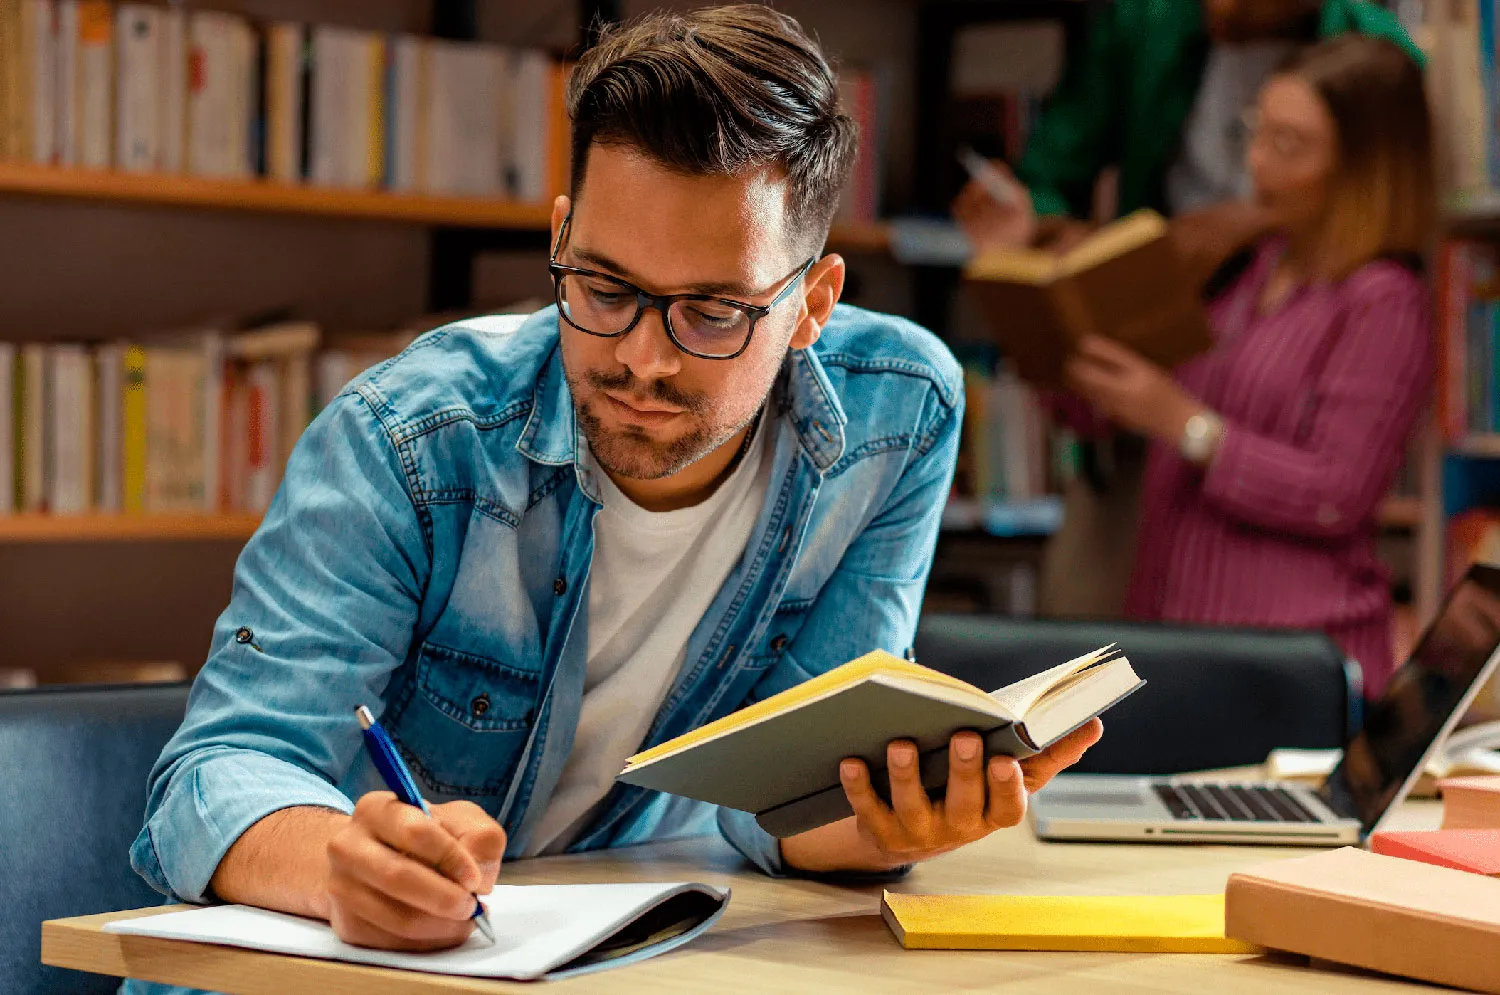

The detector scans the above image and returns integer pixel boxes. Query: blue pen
[355,705,496,945]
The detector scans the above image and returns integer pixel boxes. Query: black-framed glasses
[548,215,816,360]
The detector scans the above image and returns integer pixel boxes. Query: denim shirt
[129,303,962,929]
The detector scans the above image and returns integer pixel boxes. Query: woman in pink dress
[1064,36,1436,698]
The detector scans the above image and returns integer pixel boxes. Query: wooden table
[44,801,1445,995]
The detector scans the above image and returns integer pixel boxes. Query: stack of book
[0,2,570,201]
[0,321,427,518]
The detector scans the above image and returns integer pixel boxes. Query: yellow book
[121,345,147,513]
[366,35,385,188]
[880,892,1260,954]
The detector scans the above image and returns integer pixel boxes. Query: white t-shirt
[523,415,775,856]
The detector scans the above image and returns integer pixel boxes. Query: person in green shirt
[953,0,1420,260]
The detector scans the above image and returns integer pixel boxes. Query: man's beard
[568,366,756,480]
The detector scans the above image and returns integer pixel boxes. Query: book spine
[547,60,569,200]
[308,26,338,186]
[23,0,55,165]
[0,342,12,514]
[365,33,384,189]
[201,331,222,511]
[247,19,265,178]
[278,351,309,479]
[53,0,75,165]
[121,343,145,513]
[115,3,160,172]
[157,4,183,173]
[0,0,18,161]
[75,0,109,169]
[265,22,299,183]
[95,342,121,512]
[245,359,278,512]
[19,344,45,512]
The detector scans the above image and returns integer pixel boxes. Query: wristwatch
[1179,411,1224,466]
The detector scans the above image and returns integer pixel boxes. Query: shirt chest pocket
[385,642,543,802]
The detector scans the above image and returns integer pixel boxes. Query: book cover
[1225,847,1500,994]
[964,210,1212,388]
[1371,829,1500,876]
[115,3,160,172]
[881,892,1257,953]
[619,647,1139,837]
[121,343,146,513]
[157,3,183,173]
[75,0,109,169]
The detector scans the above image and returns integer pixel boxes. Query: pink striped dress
[1123,239,1432,698]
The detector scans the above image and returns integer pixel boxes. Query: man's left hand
[779,718,1102,873]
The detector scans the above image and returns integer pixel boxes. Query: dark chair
[913,614,1361,775]
[0,683,189,995]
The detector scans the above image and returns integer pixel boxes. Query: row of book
[0,321,416,516]
[0,1,570,200]
[1436,239,1500,439]
[0,2,891,219]
[954,352,1069,507]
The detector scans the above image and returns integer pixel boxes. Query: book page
[104,883,727,981]
[988,645,1117,718]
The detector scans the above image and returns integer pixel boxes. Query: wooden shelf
[0,161,891,250]
[0,513,261,544]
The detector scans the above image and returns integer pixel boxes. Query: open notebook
[104,883,729,982]
[619,647,1141,837]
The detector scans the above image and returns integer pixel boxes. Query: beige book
[1225,847,1500,994]
[1442,775,1500,829]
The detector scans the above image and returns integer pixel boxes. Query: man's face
[555,145,813,481]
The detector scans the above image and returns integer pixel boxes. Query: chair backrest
[0,683,189,995]
[913,615,1358,775]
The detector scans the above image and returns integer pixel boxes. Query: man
[953,0,1421,256]
[126,5,1101,980]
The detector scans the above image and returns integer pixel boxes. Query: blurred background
[0,0,1489,689]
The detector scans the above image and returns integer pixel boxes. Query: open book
[618,647,1142,838]
[104,883,729,982]
[963,210,1212,387]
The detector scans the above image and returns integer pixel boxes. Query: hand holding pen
[320,706,503,950]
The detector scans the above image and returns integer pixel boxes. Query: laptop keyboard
[1153,783,1322,823]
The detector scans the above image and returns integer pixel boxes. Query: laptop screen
[1318,563,1500,832]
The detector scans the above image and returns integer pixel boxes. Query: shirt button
[553,577,568,596]
[234,627,254,644]
[471,693,491,717]
[770,634,788,653]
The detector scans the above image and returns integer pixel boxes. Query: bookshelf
[0,162,891,252]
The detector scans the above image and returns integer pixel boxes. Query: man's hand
[1065,336,1207,446]
[326,793,506,951]
[779,719,1102,873]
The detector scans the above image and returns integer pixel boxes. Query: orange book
[546,61,573,200]
[1225,848,1500,994]
[1442,775,1500,829]
[1371,829,1500,876]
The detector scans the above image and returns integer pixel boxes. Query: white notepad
[106,882,729,981]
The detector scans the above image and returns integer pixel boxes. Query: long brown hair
[1277,35,1435,278]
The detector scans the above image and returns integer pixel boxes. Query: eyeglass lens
[557,272,754,358]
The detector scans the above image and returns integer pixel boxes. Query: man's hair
[566,5,857,248]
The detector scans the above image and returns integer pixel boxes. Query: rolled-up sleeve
[131,389,430,903]
[1201,277,1432,540]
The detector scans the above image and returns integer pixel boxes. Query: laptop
[1030,562,1500,846]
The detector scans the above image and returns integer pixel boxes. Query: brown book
[963,210,1212,388]
[1224,847,1500,994]
[1442,776,1500,829]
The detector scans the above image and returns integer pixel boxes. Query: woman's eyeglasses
[547,216,815,361]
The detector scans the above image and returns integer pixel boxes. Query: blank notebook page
[105,882,726,981]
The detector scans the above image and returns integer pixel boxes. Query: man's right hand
[326,792,507,950]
